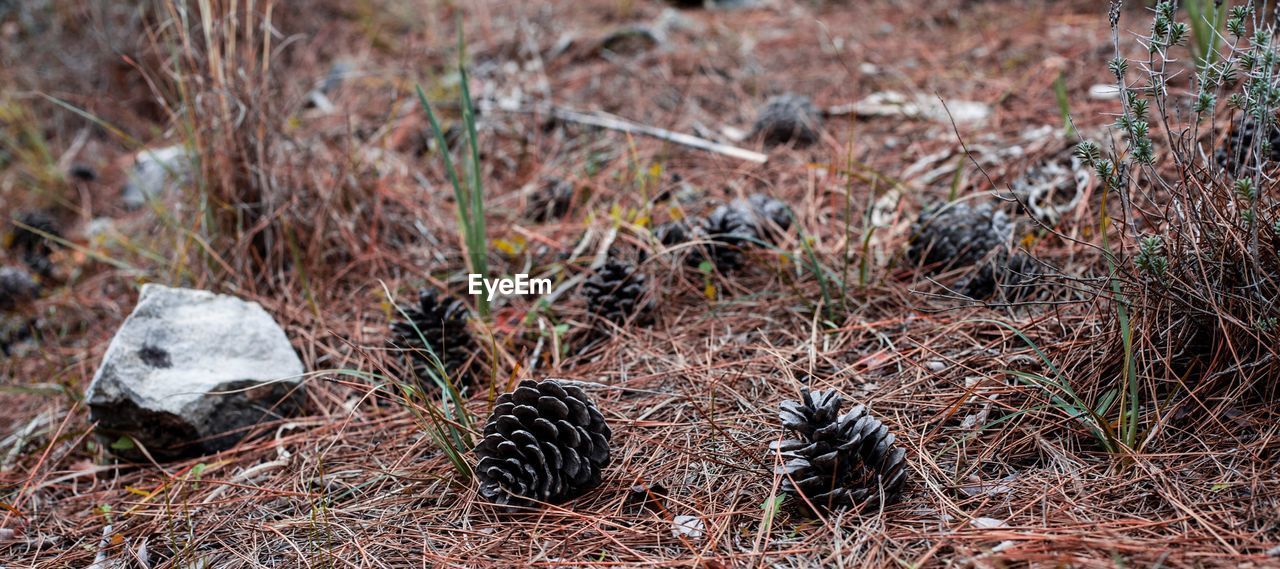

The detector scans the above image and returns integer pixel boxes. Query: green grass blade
[970,319,1064,387]
[1054,72,1075,138]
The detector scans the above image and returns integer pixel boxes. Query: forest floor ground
[2,0,1278,567]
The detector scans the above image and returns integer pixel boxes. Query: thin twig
[487,101,768,163]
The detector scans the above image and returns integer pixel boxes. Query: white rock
[302,90,336,113]
[121,145,192,209]
[971,516,1007,529]
[671,515,705,539]
[85,284,305,459]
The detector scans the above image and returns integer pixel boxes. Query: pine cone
[653,216,712,265]
[702,202,759,269]
[582,259,654,326]
[654,216,709,247]
[1216,118,1280,175]
[908,201,1012,272]
[8,210,61,277]
[389,289,477,387]
[526,177,576,222]
[705,194,793,266]
[752,93,822,147]
[770,388,907,514]
[653,194,791,270]
[0,266,39,312]
[957,252,1040,301]
[474,378,612,509]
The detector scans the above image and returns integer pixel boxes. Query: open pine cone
[8,210,61,277]
[908,201,1012,272]
[474,378,612,509]
[0,266,39,312]
[752,93,823,147]
[705,193,793,267]
[957,252,1041,301]
[654,216,710,258]
[389,288,477,388]
[656,194,792,270]
[525,177,576,222]
[745,194,793,239]
[770,388,907,514]
[582,259,654,326]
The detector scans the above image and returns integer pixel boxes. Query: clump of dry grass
[111,0,442,298]
[1060,1,1280,456]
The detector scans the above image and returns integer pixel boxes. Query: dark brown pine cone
[702,202,759,269]
[388,288,478,388]
[752,93,823,147]
[957,252,1041,301]
[746,194,793,235]
[654,194,792,270]
[525,177,576,222]
[653,216,711,264]
[0,266,39,312]
[8,210,61,277]
[769,388,908,514]
[473,378,612,510]
[908,201,1012,272]
[581,259,654,326]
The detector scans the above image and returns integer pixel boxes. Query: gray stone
[86,284,305,459]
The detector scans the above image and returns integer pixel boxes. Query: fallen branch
[489,101,768,163]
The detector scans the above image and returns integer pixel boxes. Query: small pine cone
[742,193,793,243]
[8,211,61,277]
[752,93,822,147]
[1216,118,1280,175]
[653,216,711,265]
[389,289,477,387]
[769,388,907,514]
[654,217,709,248]
[705,193,793,267]
[526,177,576,222]
[957,252,1040,301]
[703,202,758,269]
[582,259,654,325]
[655,194,792,270]
[0,266,39,312]
[908,201,1012,272]
[474,378,612,509]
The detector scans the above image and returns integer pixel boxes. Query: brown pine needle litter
[3,0,1280,567]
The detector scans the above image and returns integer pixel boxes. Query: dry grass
[3,0,1280,567]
